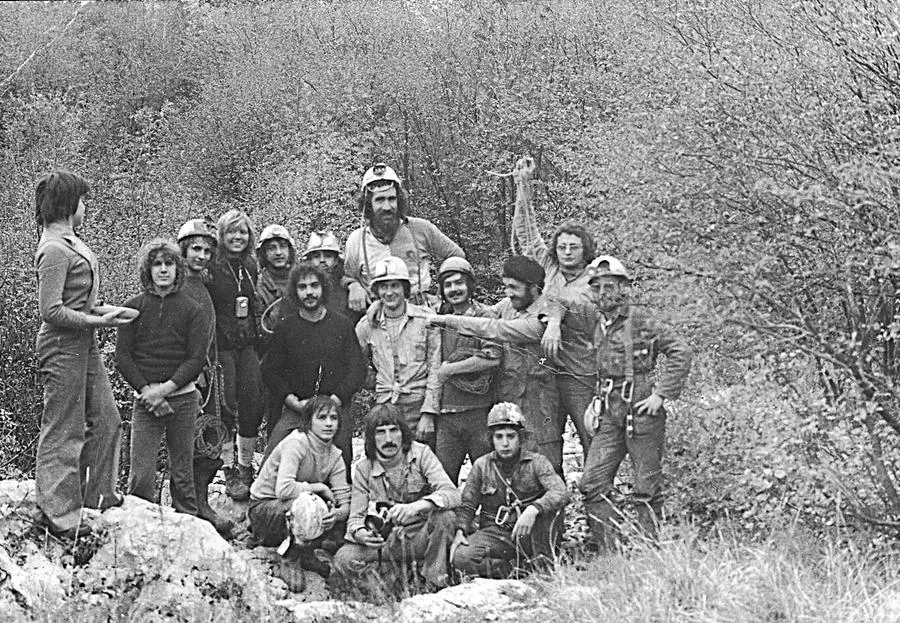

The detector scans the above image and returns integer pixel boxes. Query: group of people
[31,158,692,593]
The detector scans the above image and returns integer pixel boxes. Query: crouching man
[332,404,460,588]
[248,396,350,590]
[451,402,569,578]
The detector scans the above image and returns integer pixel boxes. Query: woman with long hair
[205,209,263,499]
[33,170,132,538]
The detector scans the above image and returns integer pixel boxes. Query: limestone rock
[392,578,536,622]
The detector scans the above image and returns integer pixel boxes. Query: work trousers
[128,390,199,515]
[452,510,563,578]
[556,374,595,461]
[332,509,456,587]
[435,407,492,485]
[219,347,262,438]
[248,496,344,547]
[35,327,122,532]
[580,393,666,541]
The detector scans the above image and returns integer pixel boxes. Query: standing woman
[206,209,263,499]
[33,170,131,538]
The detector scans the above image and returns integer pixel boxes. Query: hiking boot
[195,459,235,538]
[237,463,254,486]
[277,558,306,593]
[33,511,93,540]
[223,466,250,501]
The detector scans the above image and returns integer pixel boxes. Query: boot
[236,462,255,488]
[297,545,331,579]
[635,501,661,544]
[194,457,234,538]
[584,498,620,553]
[224,465,250,501]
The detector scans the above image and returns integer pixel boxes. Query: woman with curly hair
[33,170,132,539]
[116,239,212,514]
[206,209,263,499]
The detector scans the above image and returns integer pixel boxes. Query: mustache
[380,442,398,449]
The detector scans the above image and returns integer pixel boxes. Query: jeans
[435,407,492,485]
[580,393,666,542]
[556,374,595,460]
[128,390,200,515]
[452,510,563,578]
[220,347,262,438]
[35,327,122,531]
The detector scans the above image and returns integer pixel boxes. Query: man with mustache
[429,255,565,475]
[260,262,365,477]
[432,257,501,485]
[331,404,460,589]
[343,163,464,312]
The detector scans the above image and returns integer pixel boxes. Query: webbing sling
[623,313,635,438]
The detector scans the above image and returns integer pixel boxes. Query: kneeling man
[451,402,569,578]
[332,404,460,587]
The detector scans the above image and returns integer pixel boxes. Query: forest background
[2,0,900,588]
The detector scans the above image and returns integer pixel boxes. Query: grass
[530,524,900,623]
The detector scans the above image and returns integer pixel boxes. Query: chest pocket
[632,336,656,373]
[400,470,431,503]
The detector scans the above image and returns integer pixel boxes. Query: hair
[364,403,413,460]
[137,238,185,293]
[503,255,545,290]
[215,209,257,260]
[284,261,332,309]
[372,279,411,300]
[35,170,90,227]
[356,182,410,223]
[295,395,341,433]
[548,221,597,267]
[256,236,296,271]
[485,425,530,450]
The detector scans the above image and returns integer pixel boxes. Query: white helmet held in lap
[287,491,329,543]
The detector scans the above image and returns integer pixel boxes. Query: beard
[372,212,400,240]
[510,290,535,311]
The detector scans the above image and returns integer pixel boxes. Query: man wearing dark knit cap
[430,255,564,474]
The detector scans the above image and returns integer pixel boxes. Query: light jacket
[345,441,460,540]
[355,302,443,414]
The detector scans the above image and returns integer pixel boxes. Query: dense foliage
[2,0,900,535]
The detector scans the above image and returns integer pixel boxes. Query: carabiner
[495,505,511,526]
[621,379,634,404]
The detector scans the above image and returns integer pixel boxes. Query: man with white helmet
[432,256,501,484]
[302,230,351,318]
[176,219,234,537]
[344,163,464,312]
[566,256,692,547]
[256,224,297,343]
[355,255,442,446]
[451,402,568,578]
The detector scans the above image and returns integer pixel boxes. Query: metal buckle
[621,380,634,404]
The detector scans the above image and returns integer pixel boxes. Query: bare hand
[139,383,169,410]
[634,392,664,416]
[511,505,539,541]
[312,483,335,505]
[284,394,307,412]
[416,413,435,441]
[321,509,337,531]
[541,322,562,362]
[449,529,468,564]
[436,361,454,383]
[348,282,370,313]
[356,528,386,548]
[386,500,430,526]
[92,309,135,327]
[365,300,383,325]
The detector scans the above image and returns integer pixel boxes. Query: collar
[370,447,418,477]
[488,450,533,464]
[374,301,431,327]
